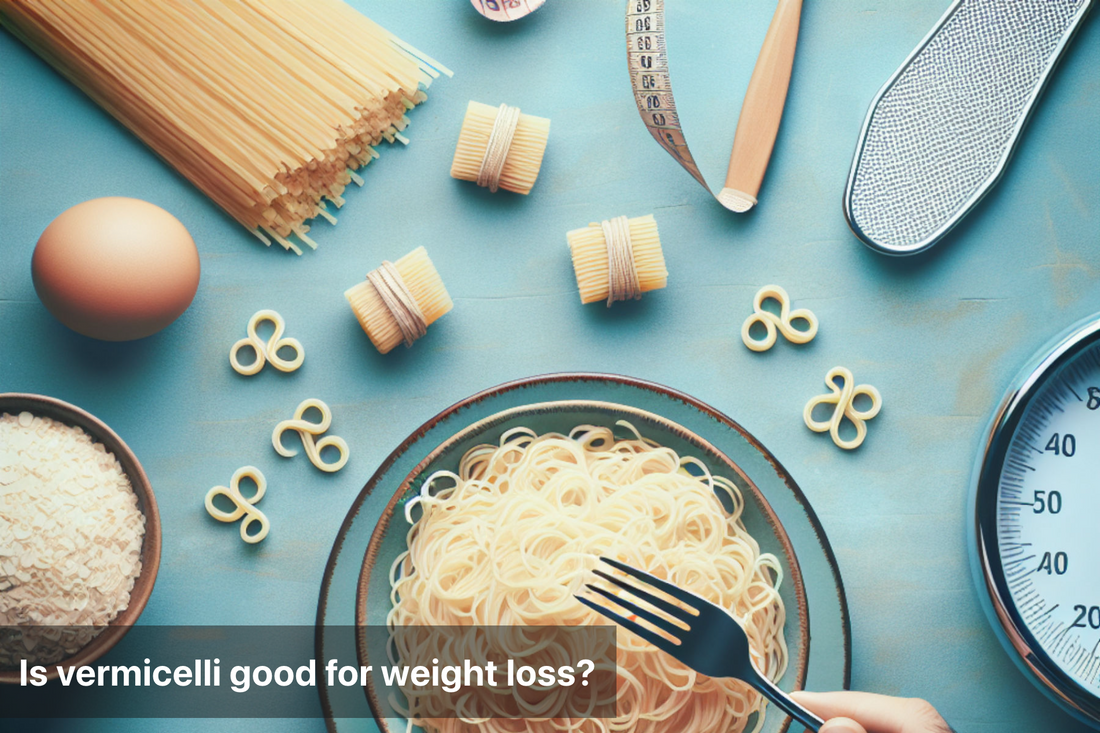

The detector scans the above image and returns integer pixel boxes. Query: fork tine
[599,557,702,609]
[584,583,687,636]
[592,569,697,624]
[575,595,681,655]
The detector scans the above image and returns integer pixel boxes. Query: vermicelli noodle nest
[389,421,788,733]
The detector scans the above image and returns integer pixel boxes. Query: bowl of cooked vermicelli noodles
[356,400,809,733]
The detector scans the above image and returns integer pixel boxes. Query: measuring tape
[626,0,712,188]
[627,0,799,212]
[471,0,545,22]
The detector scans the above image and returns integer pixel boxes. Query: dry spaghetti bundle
[451,101,551,194]
[345,247,452,354]
[568,214,668,305]
[0,0,451,255]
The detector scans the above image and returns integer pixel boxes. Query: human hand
[790,691,954,733]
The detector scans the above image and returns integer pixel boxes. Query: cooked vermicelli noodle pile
[388,422,788,733]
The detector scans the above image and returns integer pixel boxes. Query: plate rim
[354,398,811,733]
[315,372,852,728]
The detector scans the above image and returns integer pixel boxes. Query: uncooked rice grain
[0,411,146,666]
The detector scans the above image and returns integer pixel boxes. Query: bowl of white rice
[0,393,161,683]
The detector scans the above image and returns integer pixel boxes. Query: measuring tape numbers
[626,0,712,192]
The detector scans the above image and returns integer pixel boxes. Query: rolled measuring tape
[471,0,545,22]
[626,0,802,212]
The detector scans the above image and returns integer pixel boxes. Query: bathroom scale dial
[971,315,1100,728]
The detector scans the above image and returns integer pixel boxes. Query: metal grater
[843,0,1094,256]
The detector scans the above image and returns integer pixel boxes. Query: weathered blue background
[1,1,1097,731]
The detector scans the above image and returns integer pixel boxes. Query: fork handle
[751,669,824,731]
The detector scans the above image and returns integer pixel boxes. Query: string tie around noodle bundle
[602,215,641,306]
[366,261,428,348]
[476,103,522,193]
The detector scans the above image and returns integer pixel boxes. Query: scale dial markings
[979,328,1100,725]
[999,350,1100,692]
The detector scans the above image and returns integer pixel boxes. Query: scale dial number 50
[1032,490,1063,514]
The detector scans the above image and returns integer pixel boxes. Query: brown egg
[32,198,201,341]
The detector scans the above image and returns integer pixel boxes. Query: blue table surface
[2,1,1098,731]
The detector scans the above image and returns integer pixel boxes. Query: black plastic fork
[577,557,824,732]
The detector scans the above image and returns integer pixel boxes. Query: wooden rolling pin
[718,0,803,214]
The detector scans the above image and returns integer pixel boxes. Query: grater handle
[722,0,803,211]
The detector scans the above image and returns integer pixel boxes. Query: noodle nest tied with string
[388,421,788,733]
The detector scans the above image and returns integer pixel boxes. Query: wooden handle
[721,0,803,211]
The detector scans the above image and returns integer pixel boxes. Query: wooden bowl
[0,393,161,683]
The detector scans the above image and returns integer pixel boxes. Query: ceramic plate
[357,400,809,733]
[316,374,850,732]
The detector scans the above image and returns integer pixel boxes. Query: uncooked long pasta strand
[12,1,275,221]
[0,0,449,253]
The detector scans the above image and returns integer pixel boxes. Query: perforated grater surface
[843,0,1093,256]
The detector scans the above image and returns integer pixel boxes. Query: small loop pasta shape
[204,466,270,544]
[741,285,818,352]
[803,366,882,450]
[230,309,304,375]
[272,398,349,473]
